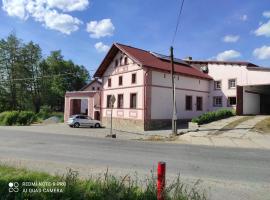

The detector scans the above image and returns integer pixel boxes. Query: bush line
[192,109,235,125]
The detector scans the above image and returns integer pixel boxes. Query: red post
[157,161,166,200]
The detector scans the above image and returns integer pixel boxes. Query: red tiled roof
[94,43,212,80]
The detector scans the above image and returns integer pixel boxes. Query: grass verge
[0,165,207,200]
[252,117,270,134]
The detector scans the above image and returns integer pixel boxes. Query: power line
[171,0,185,46]
[0,72,78,83]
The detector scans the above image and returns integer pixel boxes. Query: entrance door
[94,111,100,120]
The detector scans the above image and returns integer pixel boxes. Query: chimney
[184,56,192,61]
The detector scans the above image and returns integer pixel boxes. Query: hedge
[0,111,36,126]
[192,109,235,125]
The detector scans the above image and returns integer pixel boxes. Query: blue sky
[0,0,270,75]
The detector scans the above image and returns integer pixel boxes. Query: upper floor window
[213,96,222,107]
[124,57,128,65]
[92,87,95,90]
[228,79,236,89]
[227,97,236,106]
[214,81,221,90]
[108,78,111,87]
[185,95,193,111]
[97,87,100,91]
[130,93,137,109]
[117,94,124,108]
[115,59,118,67]
[119,76,123,86]
[131,73,136,84]
[119,57,122,66]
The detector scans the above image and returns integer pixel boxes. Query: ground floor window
[185,95,193,111]
[117,94,124,108]
[130,93,137,109]
[213,96,222,107]
[227,96,236,106]
[196,96,203,111]
[106,95,112,108]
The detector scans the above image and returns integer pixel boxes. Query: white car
[67,115,101,128]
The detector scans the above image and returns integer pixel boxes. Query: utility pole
[170,46,177,135]
[107,95,116,138]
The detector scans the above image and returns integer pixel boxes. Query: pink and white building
[64,43,270,131]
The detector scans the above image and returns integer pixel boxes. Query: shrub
[17,111,36,125]
[192,109,235,125]
[36,105,52,120]
[0,111,37,126]
[1,111,20,125]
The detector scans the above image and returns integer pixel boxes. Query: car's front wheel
[74,122,80,128]
[95,123,101,128]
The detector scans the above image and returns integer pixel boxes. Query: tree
[0,33,90,113]
[43,51,90,111]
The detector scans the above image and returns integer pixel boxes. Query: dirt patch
[142,135,178,142]
[252,117,270,134]
[209,116,255,135]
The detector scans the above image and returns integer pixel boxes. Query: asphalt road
[0,128,269,200]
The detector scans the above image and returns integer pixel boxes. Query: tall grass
[0,165,207,200]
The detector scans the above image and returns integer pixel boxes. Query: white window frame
[228,79,236,89]
[213,96,222,107]
[214,80,222,90]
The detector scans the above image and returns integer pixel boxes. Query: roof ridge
[114,43,151,53]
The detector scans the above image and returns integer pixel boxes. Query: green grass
[0,165,207,200]
[252,117,270,134]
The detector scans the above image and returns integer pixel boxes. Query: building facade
[64,79,102,122]
[186,60,270,115]
[64,43,270,131]
[93,43,212,131]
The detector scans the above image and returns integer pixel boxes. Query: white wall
[207,64,270,112]
[151,71,210,119]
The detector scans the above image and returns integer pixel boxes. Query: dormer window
[115,60,118,67]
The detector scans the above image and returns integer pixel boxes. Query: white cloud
[42,10,82,34]
[95,42,110,53]
[86,19,115,38]
[1,0,86,34]
[47,0,89,12]
[223,35,239,43]
[253,45,270,60]
[2,0,28,19]
[263,11,270,18]
[255,20,270,37]
[216,50,241,61]
[240,14,247,21]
